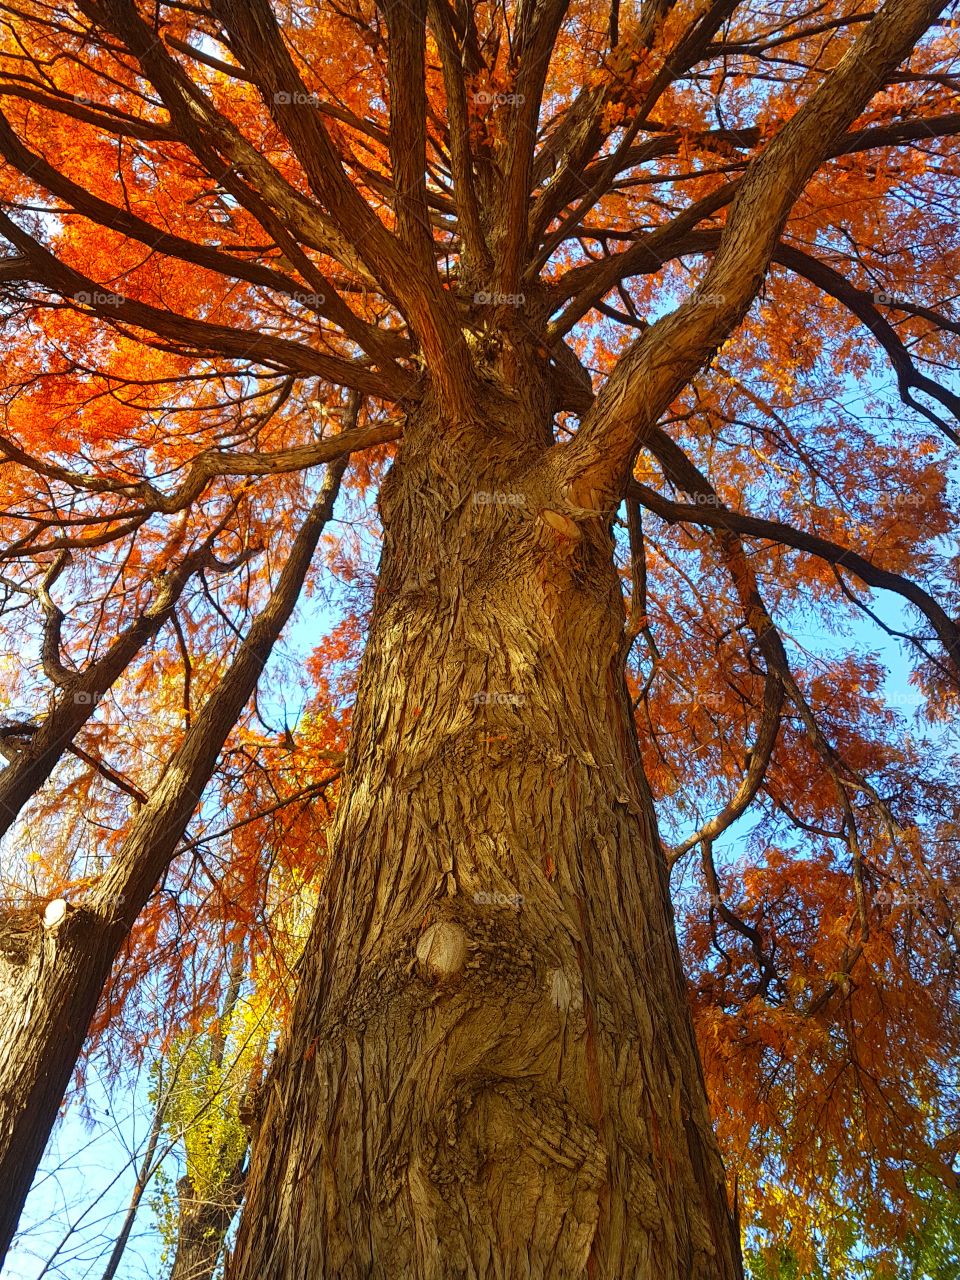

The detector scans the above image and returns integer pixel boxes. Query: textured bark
[228,397,743,1279]
[0,901,127,1262]
[168,1163,246,1280]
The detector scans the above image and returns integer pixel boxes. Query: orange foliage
[0,0,957,1269]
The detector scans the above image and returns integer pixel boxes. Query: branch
[0,110,413,385]
[427,0,491,275]
[0,452,353,1254]
[532,0,741,272]
[181,775,342,856]
[527,0,685,247]
[547,112,960,333]
[770,240,960,445]
[0,523,254,841]
[699,836,778,998]
[382,0,434,265]
[66,743,149,806]
[37,551,72,687]
[494,0,571,292]
[0,84,174,142]
[207,0,474,412]
[640,437,886,956]
[0,207,398,398]
[92,455,349,918]
[668,669,783,862]
[631,482,960,684]
[0,416,402,517]
[660,229,960,443]
[74,0,369,278]
[552,0,950,493]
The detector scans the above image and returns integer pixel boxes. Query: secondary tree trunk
[168,1163,246,1280]
[0,902,127,1261]
[0,463,345,1262]
[228,393,743,1279]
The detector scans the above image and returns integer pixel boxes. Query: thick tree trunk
[228,396,743,1279]
[0,902,127,1262]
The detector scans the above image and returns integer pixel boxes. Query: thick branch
[668,670,783,862]
[208,0,474,411]
[382,0,434,266]
[0,542,232,841]
[0,110,412,383]
[427,0,491,275]
[0,209,397,397]
[495,0,571,292]
[0,417,401,518]
[548,112,960,333]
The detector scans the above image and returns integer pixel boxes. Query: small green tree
[151,971,272,1280]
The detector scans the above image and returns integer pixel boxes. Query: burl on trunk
[227,394,743,1280]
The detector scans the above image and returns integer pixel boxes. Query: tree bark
[228,397,743,1279]
[168,1162,246,1280]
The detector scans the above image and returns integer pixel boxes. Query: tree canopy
[0,0,958,1275]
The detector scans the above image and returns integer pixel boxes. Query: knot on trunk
[416,922,468,983]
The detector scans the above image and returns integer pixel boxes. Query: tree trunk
[168,1163,246,1280]
[228,397,743,1279]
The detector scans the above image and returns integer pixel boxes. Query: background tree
[0,0,958,1276]
[149,957,270,1280]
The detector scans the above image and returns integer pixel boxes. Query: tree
[150,957,270,1280]
[0,0,958,1276]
